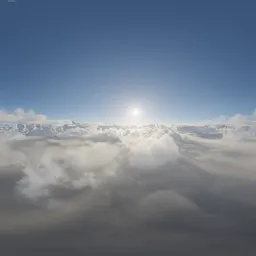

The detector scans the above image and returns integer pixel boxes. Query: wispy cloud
[0,108,47,123]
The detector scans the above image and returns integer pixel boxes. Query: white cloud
[2,108,256,245]
[0,116,254,206]
[0,108,47,123]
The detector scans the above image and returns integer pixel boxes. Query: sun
[130,108,141,117]
[125,106,144,124]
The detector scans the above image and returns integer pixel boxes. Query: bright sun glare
[131,108,141,117]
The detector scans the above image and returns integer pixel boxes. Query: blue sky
[0,0,255,123]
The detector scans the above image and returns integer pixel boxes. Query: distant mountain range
[0,121,255,139]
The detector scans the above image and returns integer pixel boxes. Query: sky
[2,2,256,254]
[0,0,255,123]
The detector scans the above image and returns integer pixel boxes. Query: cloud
[135,190,199,221]
[0,108,47,123]
[0,108,73,125]
[1,114,256,254]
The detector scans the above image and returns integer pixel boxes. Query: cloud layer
[1,117,256,255]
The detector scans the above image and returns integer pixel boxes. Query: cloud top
[1,110,256,254]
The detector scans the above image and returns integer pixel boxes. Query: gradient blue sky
[0,0,255,123]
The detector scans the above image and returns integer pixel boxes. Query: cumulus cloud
[0,108,47,123]
[0,108,72,125]
[1,114,256,254]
